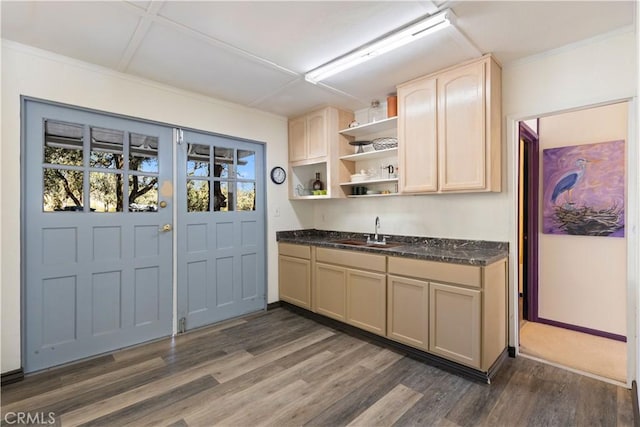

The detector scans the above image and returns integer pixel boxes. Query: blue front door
[23,100,174,372]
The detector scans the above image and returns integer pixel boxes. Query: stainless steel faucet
[374,216,380,242]
[366,216,387,245]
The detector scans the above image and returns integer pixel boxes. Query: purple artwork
[542,140,625,237]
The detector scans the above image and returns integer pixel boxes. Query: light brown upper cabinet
[288,107,353,200]
[397,55,502,193]
[289,108,329,163]
[397,77,438,193]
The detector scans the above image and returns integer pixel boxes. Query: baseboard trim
[1,368,24,385]
[633,380,639,427]
[280,301,501,384]
[266,301,282,311]
[537,317,626,342]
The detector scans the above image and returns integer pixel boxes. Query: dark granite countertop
[276,229,508,266]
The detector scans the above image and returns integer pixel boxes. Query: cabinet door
[429,282,481,368]
[306,109,327,160]
[315,262,346,321]
[278,255,311,309]
[437,60,486,191]
[288,116,307,162]
[346,269,386,336]
[398,77,437,193]
[387,275,429,350]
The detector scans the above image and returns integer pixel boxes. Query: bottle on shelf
[312,172,324,191]
[387,95,398,117]
[368,99,384,123]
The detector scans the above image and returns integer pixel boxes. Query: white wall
[538,103,628,335]
[0,41,313,373]
[313,193,510,241]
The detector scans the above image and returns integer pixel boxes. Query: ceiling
[1,1,635,118]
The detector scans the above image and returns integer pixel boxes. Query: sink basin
[332,239,404,249]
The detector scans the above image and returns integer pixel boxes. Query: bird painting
[542,140,625,237]
[550,158,588,206]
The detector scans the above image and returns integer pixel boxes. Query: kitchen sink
[332,239,404,249]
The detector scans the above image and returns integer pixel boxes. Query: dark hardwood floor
[1,308,634,426]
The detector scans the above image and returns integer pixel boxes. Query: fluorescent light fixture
[305,9,456,84]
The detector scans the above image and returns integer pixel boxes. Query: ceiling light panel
[319,29,469,102]
[305,9,456,83]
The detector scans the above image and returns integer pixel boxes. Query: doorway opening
[517,102,628,384]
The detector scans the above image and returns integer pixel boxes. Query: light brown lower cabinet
[429,282,481,368]
[278,243,311,309]
[386,275,429,350]
[314,262,347,321]
[346,269,386,336]
[314,247,387,332]
[388,256,507,371]
[279,243,507,373]
[315,265,386,335]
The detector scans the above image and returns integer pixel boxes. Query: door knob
[160,224,172,232]
[159,201,168,208]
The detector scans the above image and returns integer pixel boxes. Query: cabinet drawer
[316,247,386,272]
[278,242,311,259]
[388,256,481,288]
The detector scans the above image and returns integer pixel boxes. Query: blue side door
[176,130,266,330]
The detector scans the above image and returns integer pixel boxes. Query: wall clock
[270,166,286,184]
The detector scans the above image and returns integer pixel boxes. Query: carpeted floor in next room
[519,320,626,383]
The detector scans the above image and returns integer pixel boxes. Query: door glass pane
[44,120,83,166]
[43,168,83,212]
[90,127,124,169]
[237,150,255,180]
[214,181,230,211]
[90,172,123,212]
[187,144,210,177]
[187,179,210,212]
[130,133,159,173]
[128,175,158,212]
[237,182,256,211]
[214,147,233,178]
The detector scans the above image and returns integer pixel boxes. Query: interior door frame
[519,121,540,322]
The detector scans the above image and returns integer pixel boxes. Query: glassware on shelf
[380,163,395,179]
[368,100,385,123]
[349,140,372,154]
[296,184,311,196]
